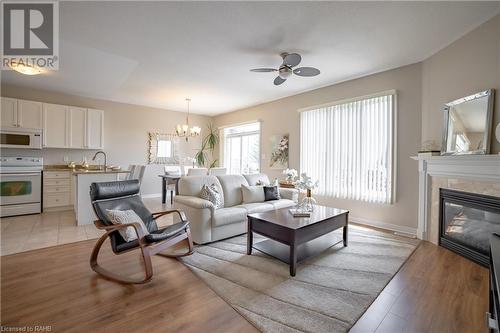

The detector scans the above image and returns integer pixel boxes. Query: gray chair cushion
[216,175,249,207]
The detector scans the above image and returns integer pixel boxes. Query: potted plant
[194,124,219,168]
[294,173,319,212]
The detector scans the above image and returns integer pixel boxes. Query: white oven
[0,157,43,217]
[0,128,42,149]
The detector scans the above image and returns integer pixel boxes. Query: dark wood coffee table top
[248,205,348,230]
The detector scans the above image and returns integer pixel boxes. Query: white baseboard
[141,193,162,199]
[350,216,417,237]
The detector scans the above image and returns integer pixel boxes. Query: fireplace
[439,188,500,267]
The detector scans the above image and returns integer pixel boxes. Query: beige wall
[0,85,211,196]
[422,14,500,153]
[214,63,422,232]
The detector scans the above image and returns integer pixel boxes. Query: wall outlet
[63,156,69,162]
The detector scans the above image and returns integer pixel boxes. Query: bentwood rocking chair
[89,180,193,284]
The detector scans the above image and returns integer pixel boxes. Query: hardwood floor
[351,241,489,333]
[1,233,489,332]
[1,238,258,333]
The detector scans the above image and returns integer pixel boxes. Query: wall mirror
[148,132,179,164]
[442,89,494,155]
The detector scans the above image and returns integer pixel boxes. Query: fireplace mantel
[412,154,500,240]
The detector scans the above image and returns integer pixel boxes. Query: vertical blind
[300,93,394,204]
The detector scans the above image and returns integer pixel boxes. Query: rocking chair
[89,180,193,284]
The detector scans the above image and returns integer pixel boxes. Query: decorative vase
[298,189,316,212]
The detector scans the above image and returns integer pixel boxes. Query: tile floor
[0,198,172,256]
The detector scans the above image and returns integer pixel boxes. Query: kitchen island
[72,170,130,225]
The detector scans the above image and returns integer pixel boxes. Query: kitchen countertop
[44,165,130,174]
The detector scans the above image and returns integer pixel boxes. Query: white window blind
[300,93,395,204]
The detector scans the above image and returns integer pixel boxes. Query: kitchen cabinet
[43,171,72,210]
[69,106,87,148]
[18,100,43,129]
[1,98,43,130]
[43,103,68,148]
[86,108,104,149]
[1,97,18,128]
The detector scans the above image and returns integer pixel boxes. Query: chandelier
[175,98,201,141]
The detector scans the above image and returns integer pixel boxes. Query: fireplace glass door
[440,189,500,267]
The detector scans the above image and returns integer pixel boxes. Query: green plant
[194,124,219,168]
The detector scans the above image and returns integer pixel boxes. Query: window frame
[298,90,398,205]
[220,121,261,175]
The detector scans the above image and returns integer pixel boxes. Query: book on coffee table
[288,209,311,217]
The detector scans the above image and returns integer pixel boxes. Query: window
[223,122,260,174]
[300,92,395,204]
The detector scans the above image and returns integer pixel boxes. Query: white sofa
[174,173,299,244]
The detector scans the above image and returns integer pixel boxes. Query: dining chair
[187,168,208,176]
[208,167,227,176]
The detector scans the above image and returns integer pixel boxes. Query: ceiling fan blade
[283,53,301,67]
[293,67,320,77]
[250,68,277,72]
[274,76,286,85]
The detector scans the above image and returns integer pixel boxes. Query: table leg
[247,217,253,255]
[161,178,166,204]
[343,224,348,247]
[170,190,174,205]
[290,243,297,276]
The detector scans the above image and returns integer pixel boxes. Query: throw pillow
[200,184,223,209]
[264,186,281,201]
[106,209,150,242]
[241,184,265,203]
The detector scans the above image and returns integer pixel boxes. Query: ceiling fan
[250,52,320,85]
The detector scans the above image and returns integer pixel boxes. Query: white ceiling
[2,2,499,116]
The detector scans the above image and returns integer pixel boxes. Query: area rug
[180,225,419,333]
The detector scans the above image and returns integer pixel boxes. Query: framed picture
[269,134,289,169]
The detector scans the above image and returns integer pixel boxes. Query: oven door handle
[0,173,42,177]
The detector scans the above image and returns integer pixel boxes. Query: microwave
[0,128,43,149]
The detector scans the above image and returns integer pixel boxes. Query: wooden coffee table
[247,205,349,276]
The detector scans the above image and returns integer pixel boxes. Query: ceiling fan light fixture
[279,67,292,79]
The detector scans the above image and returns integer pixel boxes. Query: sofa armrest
[174,195,215,210]
[280,188,299,203]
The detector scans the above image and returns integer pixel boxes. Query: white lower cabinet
[43,171,72,210]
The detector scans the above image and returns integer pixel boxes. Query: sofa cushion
[212,207,248,227]
[217,175,249,207]
[178,176,224,207]
[264,186,281,201]
[199,184,223,209]
[241,184,265,203]
[267,199,296,210]
[243,173,271,186]
[236,202,274,214]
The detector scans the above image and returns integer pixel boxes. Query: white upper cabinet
[18,100,43,129]
[69,107,87,149]
[1,97,104,149]
[86,109,104,149]
[1,98,43,130]
[43,103,69,148]
[1,97,18,128]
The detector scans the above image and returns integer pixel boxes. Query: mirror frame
[441,89,495,156]
[148,132,179,164]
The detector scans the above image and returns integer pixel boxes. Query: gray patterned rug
[180,225,419,333]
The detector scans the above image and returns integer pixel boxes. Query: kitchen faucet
[92,151,107,171]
